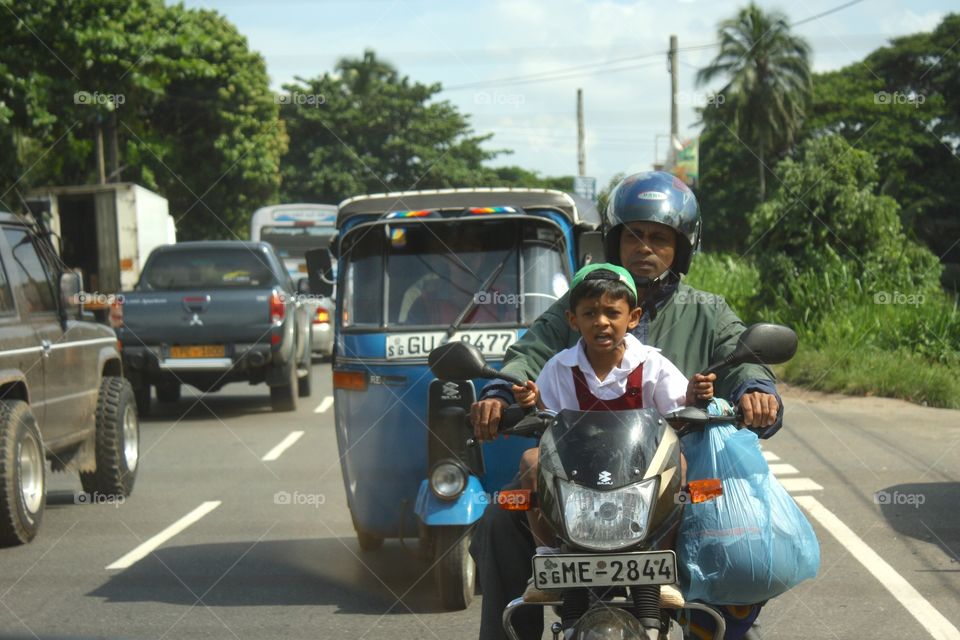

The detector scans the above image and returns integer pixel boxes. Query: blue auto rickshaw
[307,188,602,609]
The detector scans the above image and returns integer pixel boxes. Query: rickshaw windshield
[340,218,569,329]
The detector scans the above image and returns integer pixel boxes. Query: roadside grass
[686,253,960,409]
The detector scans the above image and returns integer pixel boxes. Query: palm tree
[696,3,811,201]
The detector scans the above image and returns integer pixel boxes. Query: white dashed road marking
[107,501,221,570]
[314,396,334,413]
[262,430,305,461]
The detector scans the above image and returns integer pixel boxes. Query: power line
[792,0,865,27]
[440,0,863,93]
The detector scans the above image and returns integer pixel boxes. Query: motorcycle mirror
[702,323,798,375]
[428,341,526,385]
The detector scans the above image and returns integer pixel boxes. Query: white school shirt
[535,333,689,414]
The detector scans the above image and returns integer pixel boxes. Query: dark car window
[3,228,56,313]
[142,248,278,290]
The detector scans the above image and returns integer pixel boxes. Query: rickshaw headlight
[430,461,467,500]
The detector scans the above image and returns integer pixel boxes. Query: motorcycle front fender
[414,476,488,526]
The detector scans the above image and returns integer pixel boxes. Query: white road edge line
[106,501,221,570]
[795,495,960,640]
[314,396,334,414]
[761,450,780,462]
[262,430,305,462]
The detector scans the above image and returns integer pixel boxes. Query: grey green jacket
[481,281,783,437]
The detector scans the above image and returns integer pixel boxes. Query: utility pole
[95,118,107,185]
[669,34,679,165]
[577,88,585,176]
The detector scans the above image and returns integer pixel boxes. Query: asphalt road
[0,367,957,639]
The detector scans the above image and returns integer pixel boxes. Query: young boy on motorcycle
[510,262,715,552]
[470,171,781,640]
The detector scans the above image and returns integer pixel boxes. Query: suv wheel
[80,377,139,497]
[0,401,46,546]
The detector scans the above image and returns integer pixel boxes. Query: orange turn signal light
[315,308,330,324]
[495,489,532,511]
[687,479,723,504]
[333,369,367,391]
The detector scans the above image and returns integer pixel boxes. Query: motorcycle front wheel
[434,525,475,610]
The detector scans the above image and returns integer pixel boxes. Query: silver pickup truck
[116,241,313,414]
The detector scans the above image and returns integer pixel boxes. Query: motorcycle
[428,323,798,640]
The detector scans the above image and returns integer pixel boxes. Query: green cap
[570,263,637,301]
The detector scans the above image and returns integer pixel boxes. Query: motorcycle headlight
[559,476,659,551]
[430,461,467,500]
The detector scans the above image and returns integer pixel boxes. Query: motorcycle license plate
[385,330,517,360]
[532,551,677,589]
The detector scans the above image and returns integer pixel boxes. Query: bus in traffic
[250,203,338,280]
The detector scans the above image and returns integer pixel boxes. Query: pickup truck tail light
[269,291,285,324]
[109,298,124,328]
[314,306,330,324]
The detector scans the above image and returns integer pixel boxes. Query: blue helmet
[603,171,701,276]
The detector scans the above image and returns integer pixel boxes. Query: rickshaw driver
[468,171,783,640]
[402,227,515,326]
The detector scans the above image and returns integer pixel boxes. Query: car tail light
[314,306,330,324]
[109,298,123,328]
[269,291,285,324]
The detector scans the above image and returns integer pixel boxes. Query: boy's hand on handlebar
[512,381,541,410]
[686,373,716,404]
[739,391,779,427]
[471,398,508,441]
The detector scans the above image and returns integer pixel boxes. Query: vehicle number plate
[385,330,517,360]
[532,551,676,589]
[170,345,225,358]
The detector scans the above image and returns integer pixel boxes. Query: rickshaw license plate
[532,551,677,589]
[170,345,225,358]
[385,330,517,360]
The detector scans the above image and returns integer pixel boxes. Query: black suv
[0,211,138,546]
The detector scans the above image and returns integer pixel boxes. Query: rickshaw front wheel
[435,525,475,610]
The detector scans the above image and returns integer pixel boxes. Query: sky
[181,0,952,191]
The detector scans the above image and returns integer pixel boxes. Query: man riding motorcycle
[469,171,783,640]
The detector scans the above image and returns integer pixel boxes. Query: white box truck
[25,183,176,315]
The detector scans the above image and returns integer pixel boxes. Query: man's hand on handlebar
[471,397,507,441]
[739,391,779,428]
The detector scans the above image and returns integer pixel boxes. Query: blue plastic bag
[676,400,820,605]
